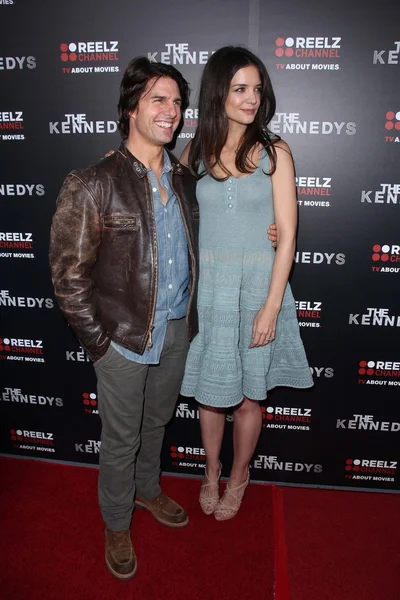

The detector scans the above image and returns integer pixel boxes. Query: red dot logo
[345,458,361,472]
[275,36,295,57]
[358,360,375,376]
[0,337,11,352]
[60,42,78,63]
[82,392,97,407]
[262,406,274,420]
[358,360,367,375]
[372,244,390,262]
[385,111,400,131]
[170,445,185,458]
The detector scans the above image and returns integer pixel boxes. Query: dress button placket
[227,179,235,211]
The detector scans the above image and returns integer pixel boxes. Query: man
[50,57,277,581]
[50,58,198,580]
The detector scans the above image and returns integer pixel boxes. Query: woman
[180,46,313,521]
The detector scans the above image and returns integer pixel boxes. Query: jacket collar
[118,143,184,178]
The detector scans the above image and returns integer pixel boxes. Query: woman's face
[225,64,262,127]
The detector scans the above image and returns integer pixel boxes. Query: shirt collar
[146,149,172,175]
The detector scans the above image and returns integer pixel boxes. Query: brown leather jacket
[49,144,199,361]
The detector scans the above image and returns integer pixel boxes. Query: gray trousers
[94,318,189,531]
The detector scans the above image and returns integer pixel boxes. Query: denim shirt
[112,151,190,364]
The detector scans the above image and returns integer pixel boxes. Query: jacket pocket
[103,214,138,230]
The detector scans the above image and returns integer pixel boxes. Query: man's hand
[268,223,278,248]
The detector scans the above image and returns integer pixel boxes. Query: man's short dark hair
[118,57,190,139]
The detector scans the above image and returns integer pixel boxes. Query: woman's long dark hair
[189,46,279,180]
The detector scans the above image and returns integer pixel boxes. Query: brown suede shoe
[105,528,137,580]
[135,491,189,528]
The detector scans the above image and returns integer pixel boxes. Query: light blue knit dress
[181,153,313,407]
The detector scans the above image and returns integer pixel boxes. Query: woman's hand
[250,304,279,348]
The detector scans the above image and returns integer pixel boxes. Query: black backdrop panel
[1,0,399,491]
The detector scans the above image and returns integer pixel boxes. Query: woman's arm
[250,140,297,347]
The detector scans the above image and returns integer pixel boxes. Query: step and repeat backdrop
[1,0,399,491]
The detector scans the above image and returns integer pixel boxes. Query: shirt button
[164,208,167,213]
[152,187,157,192]
[228,196,232,200]
[228,187,232,191]
[228,179,232,184]
[228,204,233,209]
[169,259,173,264]
[168,284,173,289]
[167,233,171,238]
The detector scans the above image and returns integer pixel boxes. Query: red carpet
[283,487,400,600]
[0,458,273,600]
[1,458,399,600]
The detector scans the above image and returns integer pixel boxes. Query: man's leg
[94,344,148,579]
[135,318,189,527]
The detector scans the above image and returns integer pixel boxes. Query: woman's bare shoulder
[271,138,292,156]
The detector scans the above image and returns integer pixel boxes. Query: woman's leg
[199,404,226,495]
[222,397,262,508]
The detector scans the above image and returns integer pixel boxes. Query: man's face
[129,76,182,146]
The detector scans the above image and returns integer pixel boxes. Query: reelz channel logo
[148,43,212,65]
[10,428,55,453]
[178,107,199,140]
[0,231,34,259]
[384,111,400,143]
[261,405,311,431]
[0,336,45,363]
[253,454,322,474]
[357,359,400,387]
[296,176,331,208]
[0,289,54,309]
[49,113,117,135]
[371,244,400,274]
[0,111,24,141]
[1,387,63,407]
[82,392,98,415]
[60,41,119,74]
[345,457,397,483]
[270,112,355,136]
[349,307,400,328]
[296,300,322,328]
[275,35,341,71]
[361,183,400,205]
[170,445,206,469]
[337,413,399,433]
